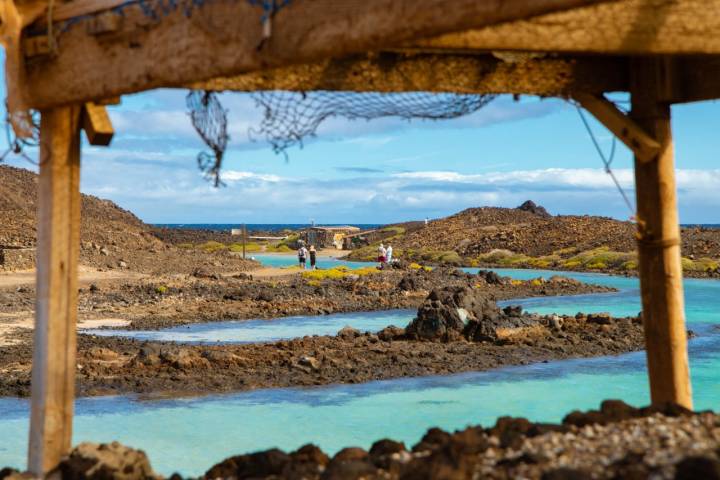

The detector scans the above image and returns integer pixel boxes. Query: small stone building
[304,226,360,250]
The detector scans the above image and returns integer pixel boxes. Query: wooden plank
[82,102,114,146]
[573,93,660,162]
[28,106,83,475]
[23,0,616,109]
[413,0,720,55]
[667,56,720,104]
[192,52,628,97]
[630,58,692,409]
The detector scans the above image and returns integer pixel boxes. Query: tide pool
[252,254,372,270]
[2,271,720,476]
[83,310,415,344]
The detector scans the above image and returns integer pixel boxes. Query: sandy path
[0,266,146,288]
[0,316,131,346]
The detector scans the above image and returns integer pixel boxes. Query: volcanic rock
[517,200,551,217]
[337,326,361,340]
[405,286,501,340]
[52,441,159,480]
[477,269,504,285]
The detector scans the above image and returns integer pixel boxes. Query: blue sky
[2,67,720,224]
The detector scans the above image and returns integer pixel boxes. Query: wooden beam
[82,102,114,146]
[413,0,720,55]
[28,106,82,475]
[572,92,660,162]
[665,56,720,104]
[631,58,692,409]
[193,53,628,97]
[23,0,616,109]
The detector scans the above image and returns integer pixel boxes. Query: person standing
[378,243,387,264]
[298,245,308,269]
[386,244,393,264]
[309,245,317,270]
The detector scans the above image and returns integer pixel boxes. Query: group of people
[296,240,394,270]
[297,243,317,270]
[378,243,393,265]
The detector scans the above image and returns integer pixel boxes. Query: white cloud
[393,168,720,192]
[222,171,283,183]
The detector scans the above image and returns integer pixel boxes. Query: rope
[574,102,636,217]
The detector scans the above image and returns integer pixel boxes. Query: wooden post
[28,106,82,475]
[242,224,247,260]
[630,58,692,409]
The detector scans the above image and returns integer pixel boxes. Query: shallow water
[252,254,372,270]
[2,270,720,476]
[83,309,415,344]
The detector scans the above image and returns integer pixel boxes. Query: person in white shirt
[298,246,308,269]
[386,244,393,263]
[378,243,387,264]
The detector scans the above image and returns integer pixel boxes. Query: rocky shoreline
[0,266,616,335]
[3,400,719,479]
[0,278,641,398]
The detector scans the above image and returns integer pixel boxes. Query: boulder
[477,269,504,285]
[298,355,320,370]
[205,449,290,479]
[338,325,361,340]
[377,325,405,342]
[397,274,419,292]
[516,200,550,217]
[405,286,501,341]
[53,441,159,480]
[587,312,613,325]
[86,347,119,362]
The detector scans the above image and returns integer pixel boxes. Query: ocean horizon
[154,223,720,232]
[154,223,385,232]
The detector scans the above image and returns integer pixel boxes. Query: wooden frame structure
[2,0,715,474]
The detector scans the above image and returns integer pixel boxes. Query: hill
[347,201,720,276]
[0,165,254,274]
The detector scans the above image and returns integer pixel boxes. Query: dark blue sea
[154,223,383,231]
[155,223,718,232]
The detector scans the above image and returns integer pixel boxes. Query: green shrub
[229,242,262,253]
[266,244,293,253]
[561,260,581,269]
[301,266,378,281]
[587,261,608,269]
[198,241,227,253]
[682,257,719,272]
[621,260,638,271]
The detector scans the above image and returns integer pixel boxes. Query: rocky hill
[348,201,720,276]
[0,165,255,274]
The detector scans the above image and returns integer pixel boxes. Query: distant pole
[242,223,247,259]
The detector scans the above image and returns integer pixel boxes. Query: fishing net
[188,90,496,184]
[0,109,39,164]
[249,91,496,154]
[186,91,229,186]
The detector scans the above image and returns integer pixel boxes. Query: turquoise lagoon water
[252,253,372,270]
[2,270,720,476]
[83,310,415,344]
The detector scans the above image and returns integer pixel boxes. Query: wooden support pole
[630,59,692,409]
[572,93,660,163]
[28,106,82,476]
